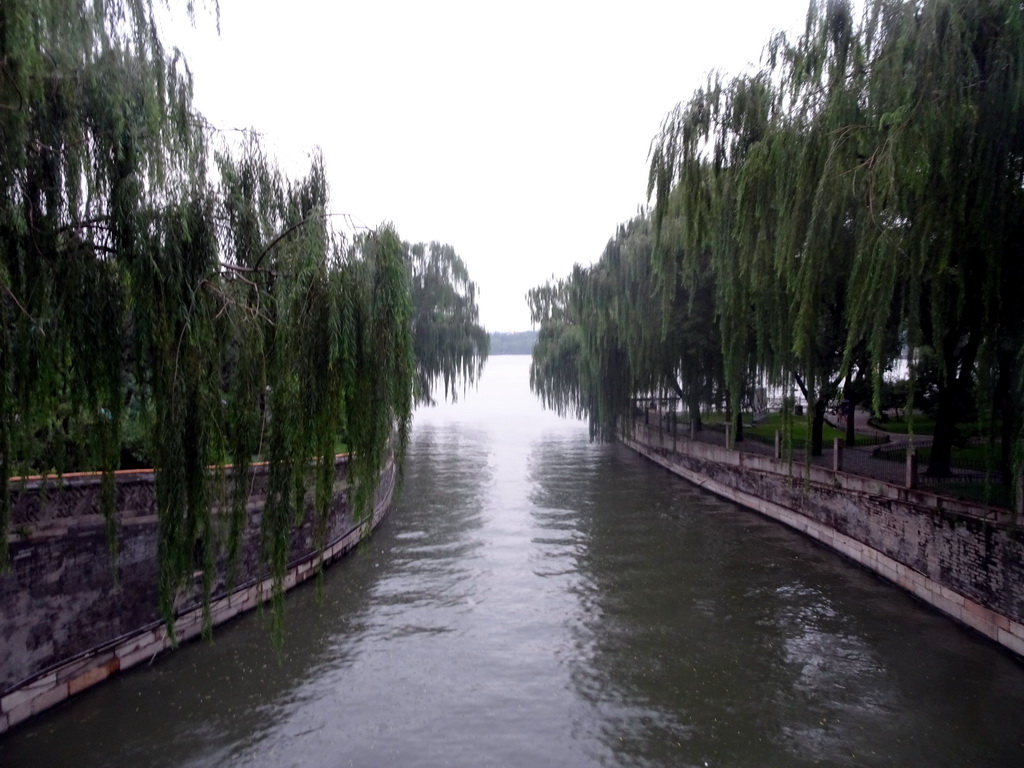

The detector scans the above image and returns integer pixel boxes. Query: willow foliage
[1,1,486,637]
[408,242,489,405]
[528,275,586,421]
[1,0,209,574]
[529,214,723,441]
[534,0,1023,477]
[644,0,1024,472]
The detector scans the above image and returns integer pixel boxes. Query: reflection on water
[3,356,1024,767]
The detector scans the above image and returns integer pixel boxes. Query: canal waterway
[3,355,1024,767]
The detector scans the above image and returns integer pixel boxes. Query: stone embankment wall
[623,423,1024,658]
[0,456,395,734]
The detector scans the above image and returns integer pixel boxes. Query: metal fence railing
[870,441,1012,507]
[630,412,1015,510]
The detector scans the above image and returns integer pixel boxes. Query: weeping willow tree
[528,212,725,441]
[647,61,880,455]
[0,0,486,636]
[649,199,723,432]
[533,0,1023,485]
[645,0,1024,475]
[758,0,1024,475]
[528,273,587,421]
[407,241,489,405]
[1,0,212,576]
[844,0,1024,478]
[209,140,417,635]
[571,253,634,442]
[647,74,784,447]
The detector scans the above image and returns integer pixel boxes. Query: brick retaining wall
[0,456,395,734]
[623,422,1024,658]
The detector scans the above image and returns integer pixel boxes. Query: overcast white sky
[167,1,812,332]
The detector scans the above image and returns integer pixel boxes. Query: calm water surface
[3,355,1024,767]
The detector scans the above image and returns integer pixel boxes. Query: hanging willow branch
[407,241,490,405]
[0,1,490,641]
[528,213,725,442]
[539,0,1023,482]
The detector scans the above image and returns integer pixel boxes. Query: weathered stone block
[998,628,1024,656]
[67,658,119,696]
[6,700,33,729]
[118,638,167,671]
[2,673,56,713]
[30,682,68,714]
[959,605,998,639]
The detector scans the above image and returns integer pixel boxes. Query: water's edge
[5,357,1023,768]
[0,459,395,735]
[622,428,1024,658]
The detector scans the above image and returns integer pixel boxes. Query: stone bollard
[832,438,843,472]
[725,422,733,450]
[774,430,782,459]
[905,450,919,490]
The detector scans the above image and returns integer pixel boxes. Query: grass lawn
[745,412,844,445]
[871,416,936,435]
[695,411,886,446]
[873,416,1001,440]
[876,442,1003,467]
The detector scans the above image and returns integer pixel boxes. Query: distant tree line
[530,0,1023,485]
[489,331,538,355]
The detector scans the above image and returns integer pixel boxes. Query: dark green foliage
[533,0,1024,484]
[1,0,208,572]
[0,1,487,638]
[407,242,489,405]
[528,274,588,423]
[529,214,724,442]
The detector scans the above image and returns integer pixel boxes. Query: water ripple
[4,358,1024,768]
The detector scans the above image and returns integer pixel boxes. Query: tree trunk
[811,398,826,456]
[1000,412,1015,486]
[688,396,703,432]
[926,385,957,477]
[674,380,703,433]
[845,398,856,447]
[996,348,1018,485]
[926,332,980,478]
[735,410,744,443]
[925,322,981,478]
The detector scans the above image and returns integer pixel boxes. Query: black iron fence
[871,441,1012,508]
[631,411,1016,510]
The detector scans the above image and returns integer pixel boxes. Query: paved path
[827,407,931,449]
[644,407,923,486]
[643,405,1013,507]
